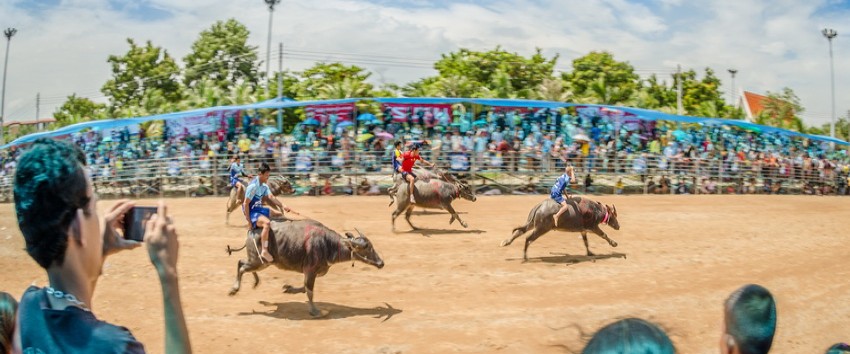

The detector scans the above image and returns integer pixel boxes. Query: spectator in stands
[584,173,594,194]
[616,178,624,195]
[658,175,670,194]
[581,318,675,354]
[323,178,333,196]
[1,291,17,354]
[12,139,191,353]
[721,284,776,354]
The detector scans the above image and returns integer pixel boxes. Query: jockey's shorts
[550,191,565,204]
[230,177,242,187]
[401,171,417,180]
[249,207,271,229]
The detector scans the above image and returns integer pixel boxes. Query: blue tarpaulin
[3,97,848,149]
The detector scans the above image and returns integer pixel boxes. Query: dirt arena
[1,194,849,353]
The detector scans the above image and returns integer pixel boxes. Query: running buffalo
[501,197,620,261]
[226,220,384,317]
[391,173,477,231]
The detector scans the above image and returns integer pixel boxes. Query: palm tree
[436,75,475,98]
[316,77,372,99]
[585,77,633,105]
[534,78,573,102]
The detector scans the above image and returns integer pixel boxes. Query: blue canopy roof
[3,97,848,148]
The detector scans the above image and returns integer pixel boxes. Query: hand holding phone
[124,206,158,242]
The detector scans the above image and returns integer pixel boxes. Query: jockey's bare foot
[261,249,274,263]
[410,195,416,203]
[553,215,559,227]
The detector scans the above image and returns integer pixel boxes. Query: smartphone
[123,206,157,242]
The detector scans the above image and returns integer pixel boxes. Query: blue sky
[0,0,848,127]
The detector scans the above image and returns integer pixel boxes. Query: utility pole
[727,69,738,109]
[277,42,283,132]
[264,0,281,88]
[35,92,40,130]
[822,28,838,139]
[1,27,18,145]
[676,64,683,115]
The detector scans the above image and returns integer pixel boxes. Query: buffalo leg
[404,207,419,230]
[523,227,551,262]
[303,272,323,317]
[229,259,265,296]
[391,207,404,231]
[445,204,468,228]
[501,225,528,247]
[581,231,595,256]
[590,226,618,248]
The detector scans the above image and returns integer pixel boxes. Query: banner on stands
[382,103,451,124]
[305,103,356,124]
[576,106,655,132]
[166,111,226,137]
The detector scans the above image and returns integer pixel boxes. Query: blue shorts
[550,192,565,204]
[249,207,271,229]
[401,171,417,180]
[230,177,242,187]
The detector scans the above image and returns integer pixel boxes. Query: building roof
[741,91,770,121]
[2,118,56,127]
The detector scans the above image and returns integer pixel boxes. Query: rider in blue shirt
[551,165,576,227]
[243,163,296,263]
[229,155,249,195]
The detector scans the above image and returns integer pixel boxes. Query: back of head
[826,343,850,354]
[14,139,90,269]
[582,318,676,354]
[0,291,18,353]
[724,284,777,354]
[258,162,271,174]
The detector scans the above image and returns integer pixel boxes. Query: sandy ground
[1,195,849,354]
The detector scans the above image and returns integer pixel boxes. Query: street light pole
[822,28,838,139]
[727,69,737,109]
[1,27,18,145]
[264,0,281,88]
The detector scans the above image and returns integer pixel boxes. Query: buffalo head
[605,204,620,230]
[456,181,477,202]
[269,176,295,195]
[343,229,385,269]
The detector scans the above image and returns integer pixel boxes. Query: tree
[755,87,805,132]
[585,77,633,105]
[53,94,107,126]
[101,39,182,114]
[316,77,373,99]
[534,78,573,102]
[295,63,373,99]
[564,51,639,100]
[183,19,261,92]
[640,74,676,109]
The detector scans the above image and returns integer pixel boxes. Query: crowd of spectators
[1,107,849,195]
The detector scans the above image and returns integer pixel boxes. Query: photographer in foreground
[12,139,191,354]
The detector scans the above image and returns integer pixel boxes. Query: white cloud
[0,0,847,128]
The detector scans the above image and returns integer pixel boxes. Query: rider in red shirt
[397,143,434,203]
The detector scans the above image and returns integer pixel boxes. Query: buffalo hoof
[282,285,305,294]
[461,222,468,228]
[228,288,239,296]
[610,241,618,247]
[586,251,596,257]
[500,239,510,247]
[310,308,330,318]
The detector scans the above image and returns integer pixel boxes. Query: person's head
[825,343,850,354]
[722,284,777,354]
[0,291,17,354]
[582,318,675,354]
[257,162,271,183]
[394,140,402,149]
[14,139,103,279]
[410,143,421,156]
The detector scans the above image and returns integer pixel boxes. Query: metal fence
[1,149,848,202]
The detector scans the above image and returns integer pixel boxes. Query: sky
[0,0,848,128]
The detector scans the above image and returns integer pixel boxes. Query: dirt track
[1,195,849,353]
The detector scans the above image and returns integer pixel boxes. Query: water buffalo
[501,197,620,261]
[226,220,384,317]
[391,173,477,231]
[225,176,294,224]
[387,167,451,206]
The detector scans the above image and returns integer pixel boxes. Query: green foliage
[755,87,805,132]
[564,51,638,101]
[52,94,107,126]
[101,39,183,114]
[295,62,373,99]
[183,19,261,92]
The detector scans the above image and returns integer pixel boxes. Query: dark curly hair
[14,139,91,269]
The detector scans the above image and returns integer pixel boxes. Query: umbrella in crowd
[357,113,377,121]
[337,121,355,128]
[356,133,374,142]
[259,126,280,136]
[473,119,488,126]
[376,132,394,140]
[572,133,590,142]
[302,118,320,126]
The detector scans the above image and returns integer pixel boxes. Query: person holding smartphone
[11,139,191,354]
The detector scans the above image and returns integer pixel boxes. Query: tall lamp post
[822,28,838,139]
[1,27,17,145]
[727,69,738,109]
[264,0,281,88]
